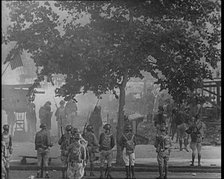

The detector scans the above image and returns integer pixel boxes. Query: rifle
[53,97,63,136]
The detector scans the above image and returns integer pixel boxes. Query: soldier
[2,141,7,179]
[39,101,53,131]
[2,124,13,178]
[119,124,137,179]
[35,123,53,178]
[154,125,172,179]
[82,124,99,176]
[99,124,115,179]
[55,100,67,138]
[26,102,37,140]
[154,106,167,136]
[186,115,206,166]
[67,133,86,179]
[58,125,73,167]
[65,97,78,127]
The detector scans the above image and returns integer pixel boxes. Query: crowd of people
[2,101,206,179]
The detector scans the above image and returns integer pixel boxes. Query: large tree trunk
[116,72,128,165]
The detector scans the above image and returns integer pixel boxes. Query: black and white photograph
[1,1,221,179]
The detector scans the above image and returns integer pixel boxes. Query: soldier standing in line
[2,124,13,178]
[99,124,115,179]
[66,133,86,179]
[154,125,172,179]
[119,124,137,179]
[82,124,99,176]
[35,123,53,178]
[65,97,78,127]
[58,125,73,168]
[186,115,206,167]
[39,101,53,131]
[55,100,67,138]
[154,106,167,136]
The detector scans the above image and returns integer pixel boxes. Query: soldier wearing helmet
[58,124,73,168]
[55,100,67,138]
[154,125,172,179]
[35,123,52,178]
[67,132,86,179]
[98,124,115,179]
[119,123,137,179]
[2,124,12,177]
[82,124,99,176]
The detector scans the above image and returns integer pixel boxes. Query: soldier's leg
[36,150,41,178]
[156,153,163,179]
[99,151,105,179]
[107,150,114,178]
[44,151,50,178]
[184,136,189,152]
[197,143,202,166]
[190,142,197,166]
[164,156,169,179]
[123,150,130,179]
[130,153,136,179]
[89,152,95,176]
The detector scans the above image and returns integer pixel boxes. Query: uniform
[83,127,99,176]
[26,102,37,138]
[186,118,206,166]
[2,125,12,173]
[35,123,52,178]
[99,124,115,179]
[154,127,171,179]
[119,124,137,179]
[154,106,167,136]
[67,134,86,179]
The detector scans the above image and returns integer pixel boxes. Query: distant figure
[89,106,103,140]
[99,124,115,179]
[119,124,137,179]
[26,102,37,139]
[35,123,52,178]
[186,115,206,167]
[154,125,172,179]
[55,100,67,138]
[65,98,78,127]
[2,124,13,178]
[5,110,16,136]
[39,101,52,131]
[154,106,167,135]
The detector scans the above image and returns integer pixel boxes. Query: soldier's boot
[99,167,104,179]
[164,163,168,179]
[131,166,136,179]
[125,166,130,179]
[45,171,50,178]
[184,139,189,152]
[107,167,113,179]
[190,154,195,166]
[90,163,95,176]
[156,165,163,179]
[198,154,201,167]
[36,170,41,178]
[179,140,183,151]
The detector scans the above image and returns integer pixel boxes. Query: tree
[4,0,221,164]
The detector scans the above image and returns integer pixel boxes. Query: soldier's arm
[133,134,137,146]
[93,134,99,146]
[81,146,85,160]
[9,135,12,148]
[111,135,115,149]
[58,134,64,145]
[47,131,52,147]
[99,133,104,146]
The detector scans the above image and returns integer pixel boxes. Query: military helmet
[86,124,93,132]
[3,124,9,131]
[124,124,132,132]
[65,125,72,131]
[59,100,65,105]
[158,106,164,112]
[73,133,81,140]
[103,124,111,130]
[40,123,47,129]
[72,128,80,134]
